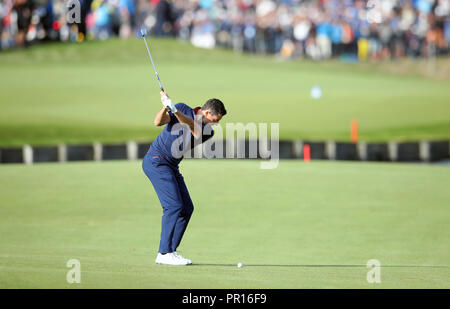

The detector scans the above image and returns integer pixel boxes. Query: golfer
[142,92,226,265]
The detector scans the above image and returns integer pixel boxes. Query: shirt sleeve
[168,103,193,122]
[175,103,193,116]
[168,110,177,124]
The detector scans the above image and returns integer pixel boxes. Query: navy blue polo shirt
[147,103,214,166]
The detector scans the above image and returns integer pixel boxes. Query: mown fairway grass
[0,160,449,288]
[0,38,449,146]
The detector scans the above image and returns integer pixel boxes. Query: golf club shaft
[142,36,164,92]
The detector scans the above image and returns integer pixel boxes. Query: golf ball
[310,85,322,99]
[237,262,243,268]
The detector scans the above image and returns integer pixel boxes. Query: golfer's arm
[154,107,170,126]
[174,111,201,138]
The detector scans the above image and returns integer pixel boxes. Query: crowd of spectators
[1,0,449,61]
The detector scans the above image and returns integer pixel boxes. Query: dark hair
[202,98,227,116]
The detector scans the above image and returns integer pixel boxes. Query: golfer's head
[201,98,227,124]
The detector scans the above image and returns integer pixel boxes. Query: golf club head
[138,28,147,38]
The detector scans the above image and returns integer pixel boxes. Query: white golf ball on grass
[237,262,243,268]
[310,85,322,99]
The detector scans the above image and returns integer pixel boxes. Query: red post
[351,119,358,144]
[303,144,311,162]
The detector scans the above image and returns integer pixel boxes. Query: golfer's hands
[160,91,177,113]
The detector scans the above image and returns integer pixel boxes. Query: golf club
[139,28,164,92]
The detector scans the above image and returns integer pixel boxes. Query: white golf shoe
[173,252,192,265]
[155,252,191,265]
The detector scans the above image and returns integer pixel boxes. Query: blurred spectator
[1,0,449,62]
[155,0,176,36]
[14,0,34,47]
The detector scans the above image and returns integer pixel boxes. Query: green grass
[0,38,449,146]
[0,159,449,288]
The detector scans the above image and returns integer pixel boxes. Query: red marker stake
[303,144,311,162]
[351,119,358,144]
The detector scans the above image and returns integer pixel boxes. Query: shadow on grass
[191,264,450,268]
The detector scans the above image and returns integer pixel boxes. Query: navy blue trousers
[142,151,194,254]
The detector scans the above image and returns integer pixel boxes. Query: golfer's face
[203,111,222,125]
